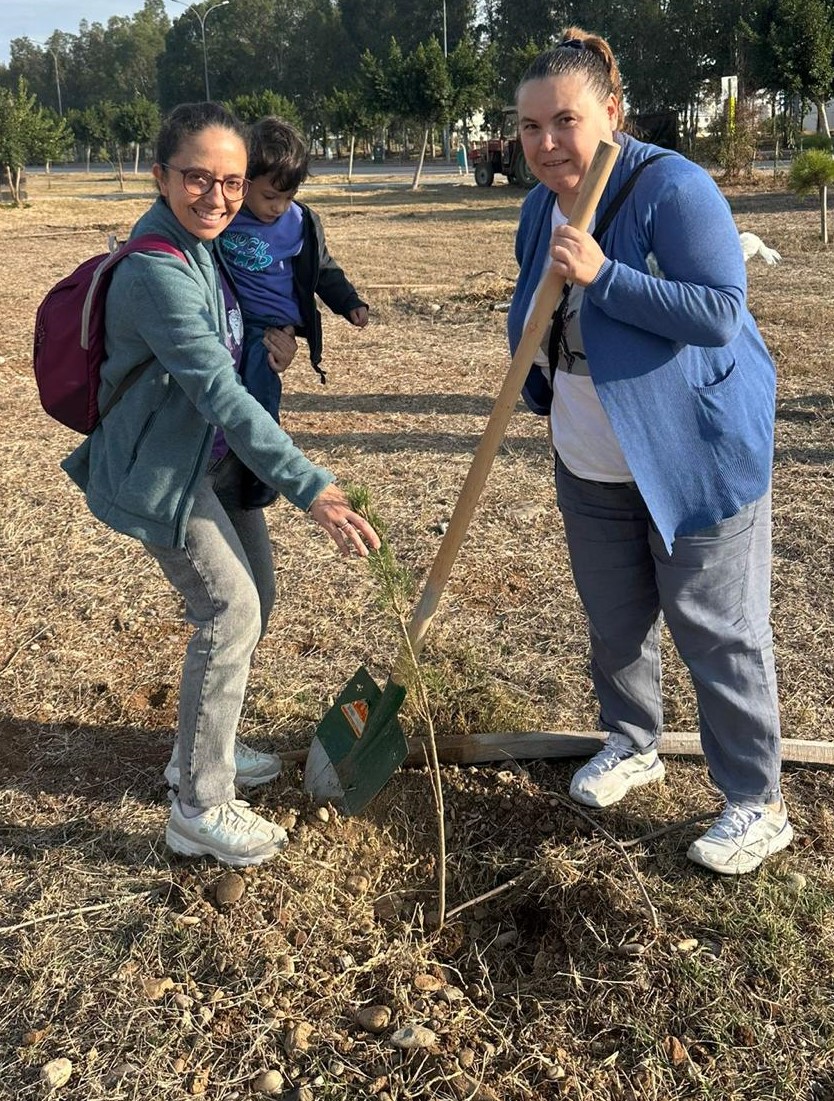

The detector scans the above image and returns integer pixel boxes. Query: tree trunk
[814,99,831,138]
[821,184,829,245]
[134,142,140,174]
[348,134,355,183]
[5,164,20,206]
[86,145,91,173]
[411,127,429,190]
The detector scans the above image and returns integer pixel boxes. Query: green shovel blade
[307,667,409,815]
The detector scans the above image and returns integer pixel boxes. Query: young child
[219,117,368,436]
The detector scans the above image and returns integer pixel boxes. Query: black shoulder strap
[592,151,673,243]
[546,152,673,376]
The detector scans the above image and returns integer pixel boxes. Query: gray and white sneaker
[164,740,282,792]
[569,732,665,808]
[687,801,794,875]
[166,798,288,867]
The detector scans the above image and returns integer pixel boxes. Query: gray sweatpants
[555,458,782,807]
[144,453,276,808]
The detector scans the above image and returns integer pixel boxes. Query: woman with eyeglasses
[62,102,380,867]
[510,30,790,874]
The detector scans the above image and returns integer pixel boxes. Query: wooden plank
[282,731,834,767]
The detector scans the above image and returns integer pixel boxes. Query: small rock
[214,871,245,906]
[40,1058,72,1089]
[284,1021,313,1055]
[173,1057,188,1074]
[252,1069,284,1095]
[174,993,194,1010]
[784,871,807,896]
[315,806,330,823]
[329,1060,345,1076]
[276,954,295,977]
[441,985,465,1002]
[345,873,370,896]
[458,1048,476,1070]
[544,1063,566,1081]
[175,915,202,927]
[278,811,297,831]
[664,1035,688,1065]
[23,1026,50,1046]
[355,1005,391,1033]
[413,973,443,992]
[142,976,174,1000]
[337,953,356,972]
[390,1025,436,1050]
[509,501,546,526]
[103,1062,138,1087]
[617,942,646,958]
[493,930,517,948]
[675,938,699,953]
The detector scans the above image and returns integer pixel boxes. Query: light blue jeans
[555,459,782,806]
[144,453,276,808]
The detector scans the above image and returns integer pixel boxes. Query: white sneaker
[166,798,288,867]
[569,732,665,808]
[687,801,794,875]
[164,740,282,792]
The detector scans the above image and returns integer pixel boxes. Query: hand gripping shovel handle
[391,139,621,684]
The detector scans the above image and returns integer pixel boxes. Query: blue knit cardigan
[508,133,776,551]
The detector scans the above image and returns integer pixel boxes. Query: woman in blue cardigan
[509,28,791,874]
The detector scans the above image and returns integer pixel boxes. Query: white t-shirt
[525,202,632,482]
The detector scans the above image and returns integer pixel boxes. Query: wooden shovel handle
[391,139,621,684]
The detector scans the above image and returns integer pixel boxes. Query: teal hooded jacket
[62,197,334,548]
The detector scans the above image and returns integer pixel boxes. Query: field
[1,167,833,1100]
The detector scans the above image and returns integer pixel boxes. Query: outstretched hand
[308,483,381,558]
[349,306,370,328]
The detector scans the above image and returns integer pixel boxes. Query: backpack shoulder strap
[96,236,188,421]
[592,152,673,243]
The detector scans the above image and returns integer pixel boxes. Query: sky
[0,1,184,65]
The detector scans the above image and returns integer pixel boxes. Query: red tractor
[470,107,537,189]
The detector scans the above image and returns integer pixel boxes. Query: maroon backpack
[33,234,186,433]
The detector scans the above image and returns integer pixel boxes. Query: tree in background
[112,97,161,173]
[789,147,834,241]
[226,91,303,129]
[65,103,114,170]
[400,37,452,187]
[744,0,834,139]
[0,80,71,203]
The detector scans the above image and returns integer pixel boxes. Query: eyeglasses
[162,163,249,201]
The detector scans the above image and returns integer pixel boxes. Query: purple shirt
[210,264,245,461]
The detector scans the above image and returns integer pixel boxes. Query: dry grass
[0,170,833,1100]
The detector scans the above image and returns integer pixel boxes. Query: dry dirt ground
[0,170,833,1100]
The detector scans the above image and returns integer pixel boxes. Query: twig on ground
[620,810,717,849]
[0,625,50,675]
[0,888,160,935]
[445,870,534,921]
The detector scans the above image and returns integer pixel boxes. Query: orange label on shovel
[341,698,370,739]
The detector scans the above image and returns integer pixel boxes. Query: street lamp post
[173,0,231,100]
[442,0,450,161]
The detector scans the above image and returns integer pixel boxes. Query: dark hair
[516,27,625,130]
[247,117,310,191]
[155,101,248,165]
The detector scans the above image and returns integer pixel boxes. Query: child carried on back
[219,117,368,432]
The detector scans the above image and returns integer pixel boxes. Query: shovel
[304,138,621,815]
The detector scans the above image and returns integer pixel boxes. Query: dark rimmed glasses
[162,163,249,201]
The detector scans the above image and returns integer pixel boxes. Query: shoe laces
[709,803,764,841]
[208,799,271,837]
[584,734,637,777]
